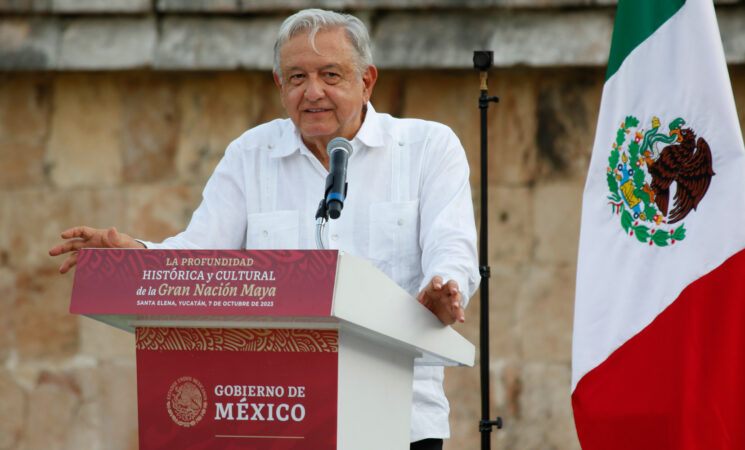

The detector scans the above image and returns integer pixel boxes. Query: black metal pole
[474,51,502,450]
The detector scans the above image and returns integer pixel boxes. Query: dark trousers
[410,438,443,450]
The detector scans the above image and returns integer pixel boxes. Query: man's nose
[304,75,325,101]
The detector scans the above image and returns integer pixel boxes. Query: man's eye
[289,74,304,83]
[324,72,340,81]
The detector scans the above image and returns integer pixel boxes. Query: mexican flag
[572,0,745,448]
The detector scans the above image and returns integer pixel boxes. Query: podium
[70,248,474,449]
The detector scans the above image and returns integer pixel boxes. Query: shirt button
[331,234,339,241]
[398,141,404,147]
[263,230,269,237]
[397,219,404,226]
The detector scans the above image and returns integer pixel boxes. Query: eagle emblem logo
[606,115,715,246]
[166,376,208,427]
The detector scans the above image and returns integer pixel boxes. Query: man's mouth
[305,108,330,113]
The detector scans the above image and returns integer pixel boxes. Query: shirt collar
[270,102,383,159]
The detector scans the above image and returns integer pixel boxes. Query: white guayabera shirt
[143,103,479,442]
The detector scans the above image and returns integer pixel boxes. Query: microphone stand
[474,50,502,450]
[315,200,329,250]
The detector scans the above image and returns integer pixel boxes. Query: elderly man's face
[274,27,377,153]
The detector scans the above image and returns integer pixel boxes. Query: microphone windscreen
[326,137,353,156]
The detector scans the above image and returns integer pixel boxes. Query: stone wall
[2,2,745,450]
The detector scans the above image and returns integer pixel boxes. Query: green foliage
[609,148,620,169]
[633,166,645,190]
[625,116,640,128]
[652,229,670,247]
[634,225,650,243]
[628,141,640,160]
[607,172,619,195]
[608,192,621,202]
[644,204,658,221]
[672,225,686,241]
[616,128,627,147]
[621,209,633,231]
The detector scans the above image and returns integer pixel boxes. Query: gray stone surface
[155,17,280,70]
[52,0,149,12]
[58,18,155,69]
[0,0,50,11]
[3,5,745,70]
[374,10,614,69]
[0,18,58,69]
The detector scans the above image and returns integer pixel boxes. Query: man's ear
[273,72,283,91]
[361,65,378,103]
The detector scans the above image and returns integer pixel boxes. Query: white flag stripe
[572,0,745,392]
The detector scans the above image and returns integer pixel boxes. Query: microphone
[324,137,353,219]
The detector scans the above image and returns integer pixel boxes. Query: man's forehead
[280,28,354,62]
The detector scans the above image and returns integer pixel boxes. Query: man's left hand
[416,276,465,325]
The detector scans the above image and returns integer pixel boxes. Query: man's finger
[430,275,444,290]
[59,252,79,274]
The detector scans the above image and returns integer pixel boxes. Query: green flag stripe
[606,0,686,81]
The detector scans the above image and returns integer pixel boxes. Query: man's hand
[416,276,465,325]
[48,226,144,274]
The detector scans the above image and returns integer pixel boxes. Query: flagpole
[473,50,502,450]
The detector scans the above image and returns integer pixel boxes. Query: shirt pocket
[245,210,299,249]
[369,200,421,262]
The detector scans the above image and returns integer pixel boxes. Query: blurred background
[1,1,745,449]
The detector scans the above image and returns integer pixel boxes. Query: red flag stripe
[572,248,745,449]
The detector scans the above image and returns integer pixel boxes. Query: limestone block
[0,142,46,188]
[175,73,279,182]
[58,18,155,69]
[100,362,138,450]
[0,0,50,11]
[486,73,539,185]
[0,370,26,450]
[6,188,127,269]
[533,181,583,265]
[47,75,123,188]
[443,362,481,450]
[512,362,580,450]
[125,184,203,242]
[155,17,279,70]
[0,75,51,143]
[52,0,150,13]
[0,18,58,69]
[486,10,613,67]
[14,268,78,360]
[719,7,745,64]
[78,317,135,361]
[21,371,83,450]
[0,269,14,363]
[535,69,603,181]
[515,265,575,363]
[488,186,533,264]
[156,0,238,11]
[374,10,613,69]
[121,76,178,182]
[369,71,406,118]
[486,264,527,358]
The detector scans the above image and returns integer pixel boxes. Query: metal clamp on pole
[473,49,502,450]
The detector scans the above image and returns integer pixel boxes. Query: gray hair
[273,9,373,82]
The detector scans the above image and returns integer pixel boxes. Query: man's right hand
[48,226,144,274]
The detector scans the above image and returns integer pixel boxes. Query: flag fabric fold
[572,0,745,448]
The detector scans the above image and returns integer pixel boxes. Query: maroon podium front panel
[136,327,338,450]
[71,249,338,317]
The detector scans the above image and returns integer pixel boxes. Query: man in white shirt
[50,8,478,449]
